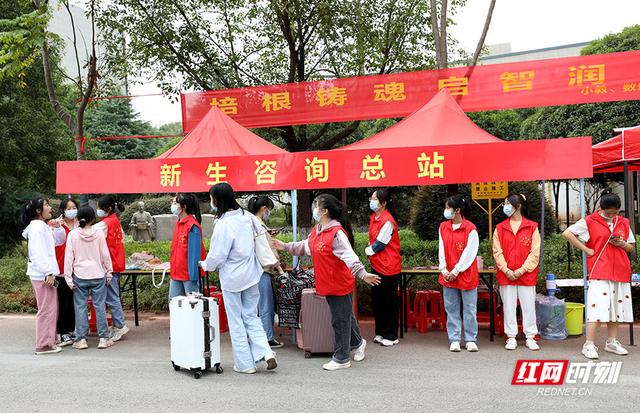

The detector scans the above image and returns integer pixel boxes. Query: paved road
[1,313,638,412]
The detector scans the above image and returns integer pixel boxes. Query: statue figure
[129,201,155,242]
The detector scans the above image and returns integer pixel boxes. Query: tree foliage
[411,182,557,240]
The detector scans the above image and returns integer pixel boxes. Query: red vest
[54,224,71,274]
[102,214,125,272]
[438,219,479,290]
[495,218,539,286]
[309,224,355,296]
[170,215,206,281]
[585,212,631,282]
[368,210,402,275]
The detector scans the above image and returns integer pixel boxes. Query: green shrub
[411,182,557,240]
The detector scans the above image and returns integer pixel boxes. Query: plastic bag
[535,294,567,340]
[275,267,315,328]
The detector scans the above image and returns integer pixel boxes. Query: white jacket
[201,209,264,292]
[22,220,66,280]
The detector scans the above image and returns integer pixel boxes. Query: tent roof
[592,126,640,173]
[158,106,286,159]
[335,88,503,151]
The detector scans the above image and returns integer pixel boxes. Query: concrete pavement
[1,313,638,412]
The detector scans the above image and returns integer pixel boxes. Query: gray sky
[131,0,640,127]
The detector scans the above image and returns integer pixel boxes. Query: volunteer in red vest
[169,193,206,301]
[273,194,381,371]
[492,194,541,351]
[365,188,402,347]
[53,198,79,347]
[95,196,129,342]
[438,194,479,352]
[563,189,634,359]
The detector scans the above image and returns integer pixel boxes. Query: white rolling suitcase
[170,293,223,378]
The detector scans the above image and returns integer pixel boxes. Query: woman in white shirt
[200,183,277,374]
[438,195,480,352]
[20,198,66,355]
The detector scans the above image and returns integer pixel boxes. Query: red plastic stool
[413,290,444,333]
[204,286,228,333]
[397,288,414,327]
[88,297,112,333]
[477,290,503,333]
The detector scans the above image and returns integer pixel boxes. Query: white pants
[222,283,274,371]
[499,285,538,339]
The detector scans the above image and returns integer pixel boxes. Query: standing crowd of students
[20,196,129,354]
[21,185,633,369]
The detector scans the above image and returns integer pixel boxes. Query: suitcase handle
[209,324,216,341]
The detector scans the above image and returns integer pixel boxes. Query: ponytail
[315,194,355,246]
[19,197,45,230]
[98,195,125,215]
[445,194,471,217]
[176,193,202,224]
[77,206,96,228]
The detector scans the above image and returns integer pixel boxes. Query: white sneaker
[380,339,399,347]
[450,341,461,352]
[582,342,599,359]
[111,325,130,342]
[604,339,629,355]
[526,338,540,351]
[505,337,518,350]
[35,346,62,355]
[265,354,278,370]
[57,333,73,347]
[98,338,114,349]
[373,335,383,344]
[233,365,257,374]
[322,360,351,371]
[72,339,89,350]
[353,339,366,361]
[465,342,478,352]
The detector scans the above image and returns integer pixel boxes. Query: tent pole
[291,189,299,268]
[623,161,635,346]
[580,178,587,322]
[566,180,571,273]
[539,180,545,276]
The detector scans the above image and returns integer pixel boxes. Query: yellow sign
[472,181,508,200]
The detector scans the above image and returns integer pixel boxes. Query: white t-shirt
[567,218,635,243]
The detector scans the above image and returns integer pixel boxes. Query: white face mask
[263,210,271,221]
[64,209,77,219]
[503,204,515,217]
[96,209,107,218]
[210,200,217,213]
[312,207,322,222]
[443,208,454,220]
[170,204,180,216]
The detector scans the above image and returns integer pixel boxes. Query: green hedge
[2,231,639,316]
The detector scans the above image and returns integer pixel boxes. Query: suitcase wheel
[304,351,312,359]
[193,370,203,379]
[172,362,180,371]
[215,363,223,374]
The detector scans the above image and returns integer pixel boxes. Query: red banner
[57,138,592,194]
[181,51,640,132]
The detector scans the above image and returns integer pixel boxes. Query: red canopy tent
[592,126,640,173]
[336,88,502,151]
[157,106,287,159]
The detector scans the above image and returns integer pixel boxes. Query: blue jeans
[258,272,275,341]
[325,293,363,364]
[223,283,273,371]
[105,273,126,328]
[443,286,478,343]
[73,276,109,340]
[168,279,200,302]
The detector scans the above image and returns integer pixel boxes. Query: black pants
[371,269,400,340]
[325,293,362,363]
[55,276,75,335]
